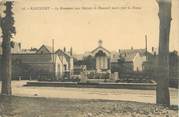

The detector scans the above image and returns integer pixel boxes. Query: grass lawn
[0,96,178,117]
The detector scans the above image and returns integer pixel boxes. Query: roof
[91,46,111,56]
[73,51,94,60]
[44,45,53,53]
[112,49,147,62]
[36,45,53,53]
[123,53,139,62]
[12,53,59,64]
[119,49,146,56]
[20,49,37,54]
[55,49,72,61]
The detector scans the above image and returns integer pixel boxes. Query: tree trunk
[1,36,12,95]
[156,0,171,106]
[1,1,15,96]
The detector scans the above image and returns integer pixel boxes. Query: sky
[0,0,179,54]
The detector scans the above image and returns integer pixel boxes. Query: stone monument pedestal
[80,65,88,83]
[110,72,119,81]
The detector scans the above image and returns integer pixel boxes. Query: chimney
[64,47,66,52]
[154,52,157,56]
[98,40,103,47]
[152,47,157,56]
[152,47,154,52]
[70,47,73,56]
[124,52,127,57]
[131,46,133,50]
[18,43,21,50]
[118,49,121,53]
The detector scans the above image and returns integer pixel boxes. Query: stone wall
[133,53,146,71]
[12,62,55,80]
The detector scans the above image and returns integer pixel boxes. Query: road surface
[0,81,178,105]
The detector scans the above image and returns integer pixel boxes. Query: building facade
[0,44,64,80]
[111,49,148,72]
[56,47,74,76]
[91,40,111,72]
[74,41,149,75]
[11,53,63,80]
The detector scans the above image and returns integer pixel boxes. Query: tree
[156,0,172,106]
[83,55,96,70]
[0,1,16,96]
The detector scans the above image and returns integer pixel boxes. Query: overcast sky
[1,0,179,54]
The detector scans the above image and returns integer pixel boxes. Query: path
[0,81,178,105]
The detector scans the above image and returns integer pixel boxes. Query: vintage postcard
[0,0,178,117]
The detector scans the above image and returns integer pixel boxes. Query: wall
[59,54,69,72]
[12,54,53,63]
[12,62,55,80]
[55,55,63,79]
[133,53,146,71]
[11,54,58,80]
[69,57,74,73]
[122,62,134,73]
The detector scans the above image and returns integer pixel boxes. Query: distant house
[110,49,148,73]
[73,41,149,74]
[74,40,111,73]
[91,40,111,72]
[1,44,64,80]
[55,47,74,75]
[12,53,63,80]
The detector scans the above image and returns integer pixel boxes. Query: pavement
[0,80,178,105]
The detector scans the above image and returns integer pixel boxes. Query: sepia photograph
[0,0,179,116]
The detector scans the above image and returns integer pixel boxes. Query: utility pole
[145,34,148,61]
[52,39,55,80]
[52,39,55,63]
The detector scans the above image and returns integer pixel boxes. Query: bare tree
[0,1,16,96]
[156,0,172,106]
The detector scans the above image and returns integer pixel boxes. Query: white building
[91,40,111,72]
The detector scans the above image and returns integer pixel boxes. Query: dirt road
[0,81,178,105]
